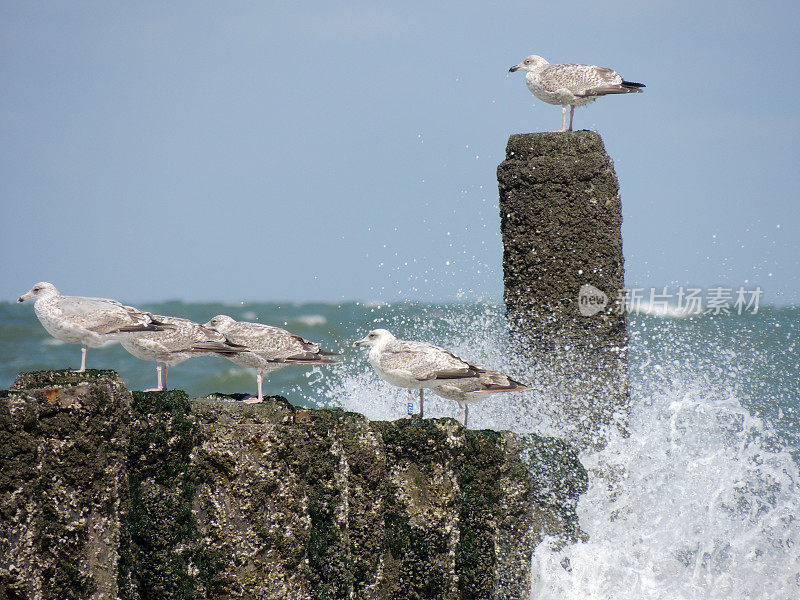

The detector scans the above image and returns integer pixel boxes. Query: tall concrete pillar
[497,131,629,448]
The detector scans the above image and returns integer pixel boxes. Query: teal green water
[2,299,797,451]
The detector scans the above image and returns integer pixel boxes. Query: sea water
[1,300,798,598]
[528,309,800,600]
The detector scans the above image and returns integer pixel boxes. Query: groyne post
[497,132,629,447]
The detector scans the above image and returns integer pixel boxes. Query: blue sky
[2,1,798,304]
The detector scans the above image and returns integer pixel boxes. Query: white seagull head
[18,281,59,303]
[353,328,395,348]
[204,314,237,332]
[508,54,549,73]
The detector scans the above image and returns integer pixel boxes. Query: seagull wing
[540,63,637,97]
[379,340,478,382]
[224,322,337,364]
[56,295,155,334]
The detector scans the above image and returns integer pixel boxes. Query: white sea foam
[363,300,388,308]
[530,376,800,600]
[295,314,327,326]
[630,302,694,318]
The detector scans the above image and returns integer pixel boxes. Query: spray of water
[531,377,799,599]
[530,309,800,600]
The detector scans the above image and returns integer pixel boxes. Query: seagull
[203,314,339,404]
[509,54,644,132]
[120,315,244,392]
[17,281,166,372]
[353,328,530,424]
[430,375,531,428]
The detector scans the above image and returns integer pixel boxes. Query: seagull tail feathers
[317,349,342,357]
[472,372,533,394]
[112,321,173,334]
[149,316,180,330]
[283,356,340,365]
[622,80,645,91]
[189,342,246,356]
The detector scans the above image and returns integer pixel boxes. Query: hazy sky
[2,1,798,304]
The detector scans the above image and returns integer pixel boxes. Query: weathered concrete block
[1,371,588,600]
[497,132,629,447]
[183,405,585,599]
[1,370,131,600]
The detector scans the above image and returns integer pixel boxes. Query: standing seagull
[120,315,244,392]
[353,329,530,424]
[430,376,530,428]
[509,54,644,132]
[17,282,165,372]
[203,314,339,403]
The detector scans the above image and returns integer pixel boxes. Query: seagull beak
[353,337,368,347]
[509,64,520,72]
[17,292,31,302]
[17,296,24,303]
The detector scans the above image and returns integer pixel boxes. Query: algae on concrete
[1,370,131,600]
[118,389,219,600]
[1,371,588,600]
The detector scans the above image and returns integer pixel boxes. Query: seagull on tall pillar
[509,54,645,132]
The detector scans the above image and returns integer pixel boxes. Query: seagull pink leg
[243,371,264,404]
[144,363,164,392]
[419,389,424,419]
[73,346,88,373]
[568,106,575,131]
[555,107,568,132]
[163,364,169,390]
[459,403,469,427]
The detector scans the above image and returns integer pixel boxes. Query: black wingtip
[622,80,646,88]
[210,348,244,357]
[146,316,179,331]
[114,322,170,333]
[189,341,246,355]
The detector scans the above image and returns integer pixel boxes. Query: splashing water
[324,304,800,599]
[531,380,799,599]
[527,309,800,600]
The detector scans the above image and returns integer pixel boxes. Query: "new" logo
[578,284,608,316]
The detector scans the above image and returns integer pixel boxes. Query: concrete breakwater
[497,132,629,448]
[0,370,586,600]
